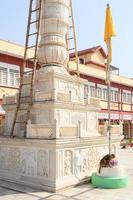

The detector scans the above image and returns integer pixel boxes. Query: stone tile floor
[0,148,133,199]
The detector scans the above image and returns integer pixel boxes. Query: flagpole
[107,38,111,155]
[104,3,116,154]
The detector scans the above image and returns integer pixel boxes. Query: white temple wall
[0,137,119,191]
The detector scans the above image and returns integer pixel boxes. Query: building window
[97,87,102,99]
[122,92,131,104]
[84,85,89,99]
[102,88,108,101]
[122,93,126,103]
[0,67,7,85]
[90,85,96,97]
[127,94,131,103]
[9,69,19,86]
[111,90,118,102]
[114,91,119,102]
[79,58,85,64]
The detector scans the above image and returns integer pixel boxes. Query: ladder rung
[68,48,75,51]
[18,108,28,111]
[28,32,38,36]
[31,8,40,13]
[19,102,31,104]
[30,20,39,25]
[23,70,33,74]
[25,58,35,62]
[20,96,32,99]
[67,37,74,40]
[15,121,26,124]
[27,45,36,49]
[21,83,32,86]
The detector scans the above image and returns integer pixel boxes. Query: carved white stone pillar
[78,120,81,138]
[27,119,31,138]
[54,119,60,138]
[37,0,70,67]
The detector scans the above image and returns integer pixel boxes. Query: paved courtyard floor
[0,147,133,200]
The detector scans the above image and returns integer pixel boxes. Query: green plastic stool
[91,172,128,189]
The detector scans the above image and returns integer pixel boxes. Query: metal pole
[107,39,111,155]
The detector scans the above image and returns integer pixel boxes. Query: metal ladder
[67,0,79,77]
[10,0,42,137]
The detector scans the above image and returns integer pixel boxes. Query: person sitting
[98,154,112,173]
[109,154,118,167]
[98,154,126,177]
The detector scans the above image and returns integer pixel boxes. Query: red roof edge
[70,45,107,59]
[85,60,106,68]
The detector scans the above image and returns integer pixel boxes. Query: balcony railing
[85,96,100,106]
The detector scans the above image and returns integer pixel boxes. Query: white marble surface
[4,66,101,139]
[0,136,120,191]
[37,0,70,66]
[2,66,121,191]
[0,148,132,199]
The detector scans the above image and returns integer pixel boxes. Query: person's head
[100,154,112,166]
[110,154,115,159]
[105,154,112,162]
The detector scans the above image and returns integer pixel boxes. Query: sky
[0,0,133,78]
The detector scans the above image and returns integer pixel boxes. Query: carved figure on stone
[87,148,100,170]
[64,150,72,176]
[8,148,21,172]
[74,151,82,174]
[19,158,26,174]
[81,151,89,172]
[26,152,36,176]
[37,150,48,177]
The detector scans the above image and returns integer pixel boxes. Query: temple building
[0,40,133,138]
[70,46,133,138]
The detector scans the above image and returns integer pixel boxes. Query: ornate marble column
[37,0,70,67]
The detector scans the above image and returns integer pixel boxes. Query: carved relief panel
[64,150,73,176]
[37,150,49,178]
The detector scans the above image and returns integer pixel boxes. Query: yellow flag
[104,4,116,61]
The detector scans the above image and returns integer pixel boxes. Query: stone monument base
[0,135,120,192]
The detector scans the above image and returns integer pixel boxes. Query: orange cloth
[104,4,116,62]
